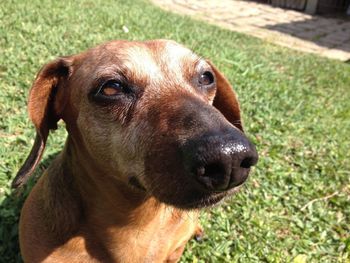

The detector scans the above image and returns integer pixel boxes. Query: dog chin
[163,186,242,210]
[183,193,227,209]
[159,191,228,210]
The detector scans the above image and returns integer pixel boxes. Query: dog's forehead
[84,40,203,83]
[152,40,199,64]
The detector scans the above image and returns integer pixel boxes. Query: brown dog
[13,40,258,263]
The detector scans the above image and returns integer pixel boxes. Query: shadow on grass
[0,152,60,263]
[264,16,350,52]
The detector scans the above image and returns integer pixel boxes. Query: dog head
[13,40,258,209]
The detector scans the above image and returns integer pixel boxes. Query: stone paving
[151,0,350,61]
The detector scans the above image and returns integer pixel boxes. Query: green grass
[1,0,349,262]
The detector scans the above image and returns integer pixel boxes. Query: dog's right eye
[97,80,125,97]
[92,80,134,103]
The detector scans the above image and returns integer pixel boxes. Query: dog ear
[208,61,243,131]
[12,57,73,188]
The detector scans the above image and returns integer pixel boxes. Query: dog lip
[180,191,228,209]
[178,184,244,209]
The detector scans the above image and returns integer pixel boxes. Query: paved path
[151,0,350,61]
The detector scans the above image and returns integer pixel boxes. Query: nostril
[194,162,225,178]
[240,156,257,169]
[204,163,225,178]
[195,166,206,177]
[193,162,229,190]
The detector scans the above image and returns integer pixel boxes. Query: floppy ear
[208,61,243,131]
[12,57,73,188]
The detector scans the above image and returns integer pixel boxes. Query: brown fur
[14,40,245,263]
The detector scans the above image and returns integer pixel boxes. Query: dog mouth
[180,184,245,209]
[158,187,240,210]
[128,169,245,210]
[128,175,233,209]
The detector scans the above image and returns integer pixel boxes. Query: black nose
[182,130,258,192]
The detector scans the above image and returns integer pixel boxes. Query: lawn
[0,0,349,262]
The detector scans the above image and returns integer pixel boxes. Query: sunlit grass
[0,0,349,262]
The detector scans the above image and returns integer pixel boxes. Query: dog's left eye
[199,71,215,86]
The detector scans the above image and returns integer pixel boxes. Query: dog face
[14,40,258,209]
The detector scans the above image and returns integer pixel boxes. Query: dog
[13,40,258,263]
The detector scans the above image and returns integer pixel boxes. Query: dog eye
[98,81,124,97]
[199,71,214,86]
[91,79,135,104]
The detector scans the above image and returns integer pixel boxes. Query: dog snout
[183,131,258,192]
